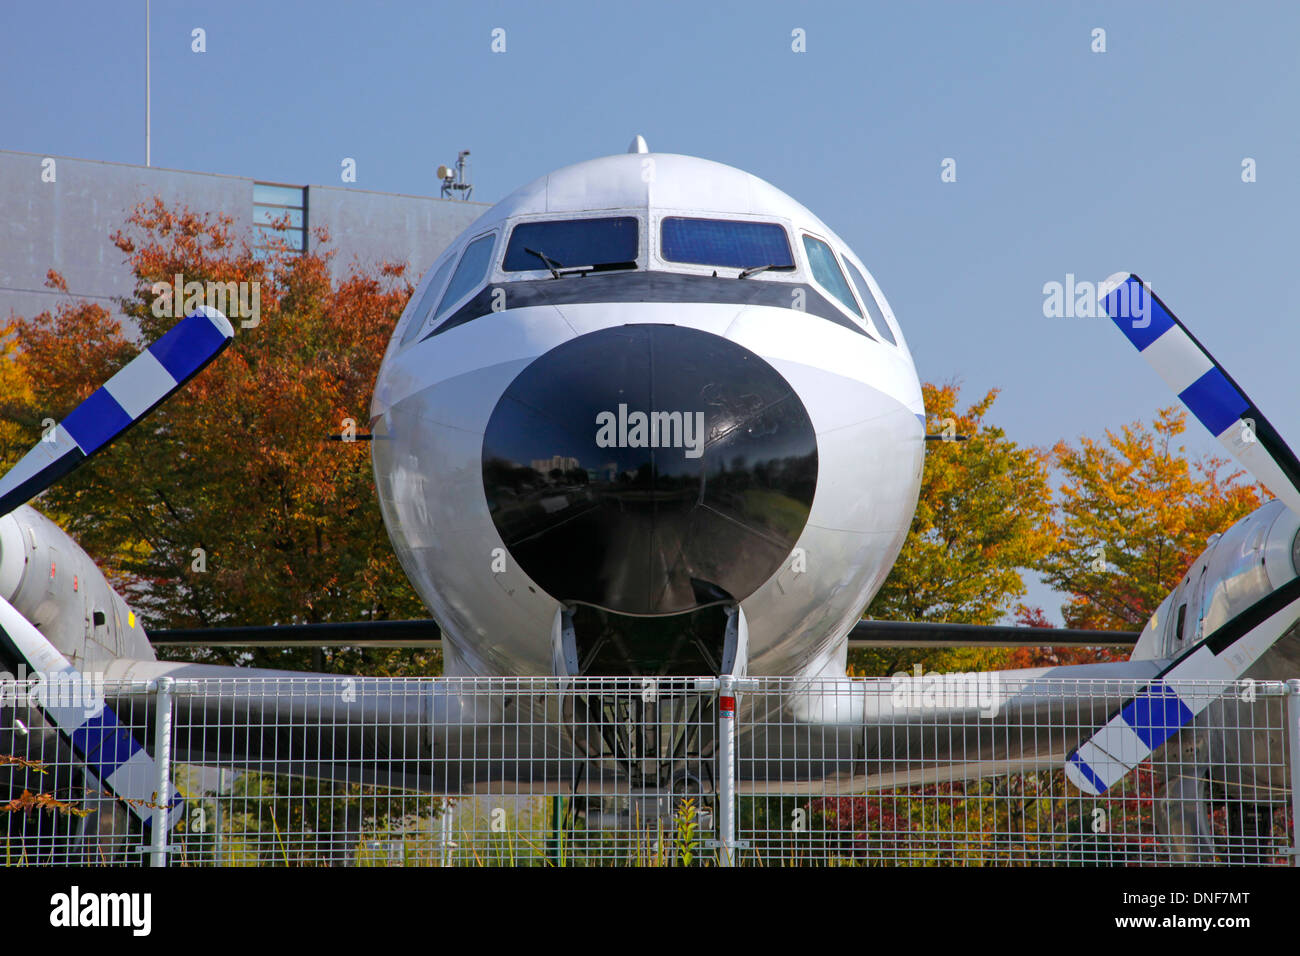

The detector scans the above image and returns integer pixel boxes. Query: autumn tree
[2,200,432,674]
[0,316,37,473]
[853,382,1056,676]
[1038,406,1265,630]
[1003,603,1126,668]
[1,271,130,539]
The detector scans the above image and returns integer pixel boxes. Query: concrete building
[0,149,488,325]
[530,455,582,475]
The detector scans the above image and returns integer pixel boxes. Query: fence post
[717,675,736,866]
[1288,680,1300,868]
[150,676,174,868]
[439,802,455,867]
[549,795,564,867]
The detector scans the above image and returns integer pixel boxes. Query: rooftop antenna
[145,0,151,166]
[438,150,473,200]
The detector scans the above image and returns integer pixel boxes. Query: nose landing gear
[550,603,748,842]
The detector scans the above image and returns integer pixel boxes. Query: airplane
[1,137,1296,861]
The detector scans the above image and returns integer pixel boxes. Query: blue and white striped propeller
[0,594,185,829]
[0,306,234,518]
[0,306,233,828]
[1065,275,1300,796]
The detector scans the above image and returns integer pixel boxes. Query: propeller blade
[0,306,234,518]
[1099,273,1300,516]
[0,593,183,827]
[1065,574,1300,795]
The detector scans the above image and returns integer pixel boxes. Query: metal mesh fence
[735,677,1294,867]
[1,675,1296,866]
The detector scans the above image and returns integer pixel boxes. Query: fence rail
[2,675,1297,866]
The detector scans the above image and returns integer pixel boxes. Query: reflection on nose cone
[482,324,817,614]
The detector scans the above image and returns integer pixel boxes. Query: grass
[4,764,1293,867]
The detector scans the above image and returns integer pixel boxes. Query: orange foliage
[2,198,432,673]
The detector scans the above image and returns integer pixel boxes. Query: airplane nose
[482,324,817,615]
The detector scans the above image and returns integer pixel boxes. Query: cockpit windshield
[802,235,861,318]
[503,217,639,273]
[841,256,897,345]
[661,217,794,271]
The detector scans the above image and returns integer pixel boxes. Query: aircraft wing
[740,659,1169,791]
[100,658,543,794]
[95,655,1170,795]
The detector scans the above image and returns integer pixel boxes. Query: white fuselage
[369,152,925,678]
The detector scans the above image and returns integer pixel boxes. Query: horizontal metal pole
[149,618,442,646]
[849,619,1137,648]
[149,617,1137,649]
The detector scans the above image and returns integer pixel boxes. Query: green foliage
[673,797,698,866]
[855,382,1054,676]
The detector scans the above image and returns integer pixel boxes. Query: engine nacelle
[0,505,152,671]
[1132,498,1300,662]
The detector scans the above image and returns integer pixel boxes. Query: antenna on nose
[628,135,649,154]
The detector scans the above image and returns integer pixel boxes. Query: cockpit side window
[801,235,862,318]
[661,217,793,271]
[399,255,456,347]
[436,233,496,318]
[842,257,897,346]
[503,217,638,273]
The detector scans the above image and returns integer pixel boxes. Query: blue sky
[3,0,1299,622]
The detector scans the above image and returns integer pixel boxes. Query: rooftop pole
[145,0,151,166]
